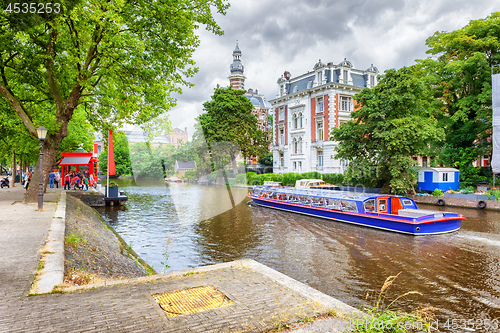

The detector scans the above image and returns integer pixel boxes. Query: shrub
[487,189,500,201]
[432,188,443,197]
[183,170,199,181]
[234,173,247,184]
[246,172,258,184]
[322,173,344,185]
[281,172,299,186]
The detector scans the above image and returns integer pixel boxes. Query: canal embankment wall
[410,194,500,210]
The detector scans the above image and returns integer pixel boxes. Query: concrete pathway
[0,185,360,332]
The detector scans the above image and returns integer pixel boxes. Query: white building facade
[270,59,378,174]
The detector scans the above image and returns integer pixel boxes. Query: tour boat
[248,186,464,235]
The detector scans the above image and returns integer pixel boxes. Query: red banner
[108,130,116,175]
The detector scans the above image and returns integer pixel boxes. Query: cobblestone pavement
[0,185,354,332]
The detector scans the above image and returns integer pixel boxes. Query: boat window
[299,196,311,205]
[311,197,325,207]
[378,199,387,212]
[325,199,340,209]
[260,192,268,198]
[402,200,412,206]
[364,199,375,213]
[277,193,287,201]
[288,195,298,202]
[340,200,358,212]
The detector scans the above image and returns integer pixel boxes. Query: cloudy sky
[167,0,500,139]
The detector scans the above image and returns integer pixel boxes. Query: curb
[35,191,66,294]
[60,258,362,320]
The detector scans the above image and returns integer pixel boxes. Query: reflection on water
[97,180,500,331]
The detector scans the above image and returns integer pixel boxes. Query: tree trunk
[24,135,63,203]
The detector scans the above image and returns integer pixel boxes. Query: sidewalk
[0,185,359,332]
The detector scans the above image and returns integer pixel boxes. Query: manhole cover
[152,285,234,318]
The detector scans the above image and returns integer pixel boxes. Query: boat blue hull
[251,197,461,235]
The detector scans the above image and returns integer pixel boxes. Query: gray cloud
[165,0,500,138]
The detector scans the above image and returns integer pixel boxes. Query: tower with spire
[228,42,246,90]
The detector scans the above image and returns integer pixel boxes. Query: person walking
[49,171,55,189]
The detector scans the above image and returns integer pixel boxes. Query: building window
[299,138,303,154]
[293,114,297,129]
[293,138,298,154]
[279,129,284,145]
[280,153,284,167]
[280,85,284,96]
[298,161,302,171]
[317,97,323,113]
[343,70,348,83]
[370,75,375,87]
[97,145,102,154]
[340,96,352,112]
[318,151,323,167]
[298,113,303,128]
[317,122,324,141]
[318,72,322,85]
[442,173,448,182]
[293,161,297,170]
[279,107,285,121]
[423,157,428,167]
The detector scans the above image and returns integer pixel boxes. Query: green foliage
[258,153,273,166]
[331,66,445,194]
[194,87,270,172]
[234,173,247,184]
[0,0,229,200]
[432,188,443,197]
[99,131,132,176]
[422,13,500,176]
[322,173,344,185]
[486,190,500,201]
[246,172,258,184]
[123,141,198,179]
[281,173,301,186]
[183,170,199,181]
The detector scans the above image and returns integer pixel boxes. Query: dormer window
[343,70,348,84]
[318,72,322,85]
[370,75,375,87]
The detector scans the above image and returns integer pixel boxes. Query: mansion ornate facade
[270,59,378,174]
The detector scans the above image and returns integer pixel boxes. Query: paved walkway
[0,184,360,332]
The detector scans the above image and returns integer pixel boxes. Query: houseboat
[248,186,464,235]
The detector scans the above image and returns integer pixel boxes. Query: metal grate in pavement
[152,285,234,318]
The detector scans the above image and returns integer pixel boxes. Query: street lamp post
[36,126,48,211]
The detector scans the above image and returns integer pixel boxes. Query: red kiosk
[59,145,99,180]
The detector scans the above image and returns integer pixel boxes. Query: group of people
[48,171,61,189]
[23,170,97,191]
[63,171,97,191]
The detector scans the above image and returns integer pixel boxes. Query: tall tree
[195,87,270,173]
[330,67,445,194]
[423,12,500,178]
[0,0,228,201]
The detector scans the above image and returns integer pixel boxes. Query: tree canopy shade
[330,67,445,194]
[421,12,500,180]
[0,0,229,201]
[194,87,270,173]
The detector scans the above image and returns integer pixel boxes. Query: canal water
[97,180,500,331]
